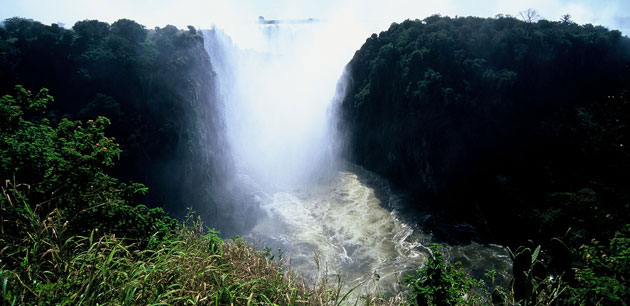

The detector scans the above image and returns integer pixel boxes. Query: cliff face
[0,19,232,224]
[339,16,630,244]
[145,27,233,225]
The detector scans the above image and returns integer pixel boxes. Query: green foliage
[404,244,481,305]
[497,245,564,305]
[0,17,226,225]
[0,85,175,277]
[400,242,576,306]
[566,226,630,305]
[340,14,630,266]
[1,86,124,219]
[0,85,51,131]
[1,177,366,305]
[110,19,147,44]
[1,177,251,305]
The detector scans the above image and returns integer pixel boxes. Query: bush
[0,85,177,245]
[404,244,482,305]
[566,225,630,305]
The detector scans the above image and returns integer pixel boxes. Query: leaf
[531,245,541,264]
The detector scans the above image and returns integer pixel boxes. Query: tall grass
[0,88,404,305]
[1,180,404,305]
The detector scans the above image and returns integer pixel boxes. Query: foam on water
[242,170,426,294]
[236,167,512,295]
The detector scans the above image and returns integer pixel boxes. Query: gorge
[200,18,513,294]
[1,9,629,304]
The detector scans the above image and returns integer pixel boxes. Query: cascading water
[203,19,511,295]
[205,19,355,189]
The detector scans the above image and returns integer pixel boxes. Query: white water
[230,164,512,294]
[203,20,511,295]
[242,168,426,294]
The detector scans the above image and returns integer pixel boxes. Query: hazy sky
[1,0,629,35]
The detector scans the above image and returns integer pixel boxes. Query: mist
[204,16,370,189]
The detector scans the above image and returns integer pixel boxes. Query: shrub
[566,225,630,305]
[404,244,482,305]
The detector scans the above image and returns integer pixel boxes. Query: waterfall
[204,19,364,190]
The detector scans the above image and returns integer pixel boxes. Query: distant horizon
[0,0,628,36]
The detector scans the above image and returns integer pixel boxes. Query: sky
[0,0,629,36]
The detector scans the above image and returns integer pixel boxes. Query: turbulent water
[243,168,423,294]
[235,164,511,294]
[202,21,511,295]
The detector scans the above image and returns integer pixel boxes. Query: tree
[110,18,147,44]
[73,19,110,43]
[561,14,573,24]
[0,85,175,243]
[519,9,540,23]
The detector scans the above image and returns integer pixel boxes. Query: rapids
[236,164,511,295]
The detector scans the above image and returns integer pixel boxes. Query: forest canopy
[0,17,230,225]
[341,14,630,247]
[339,15,630,304]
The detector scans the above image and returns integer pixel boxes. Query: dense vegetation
[0,87,386,305]
[0,17,233,228]
[340,14,630,304]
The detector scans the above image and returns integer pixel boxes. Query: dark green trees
[340,15,630,246]
[110,18,147,44]
[0,86,176,250]
[342,18,630,303]
[0,18,230,225]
